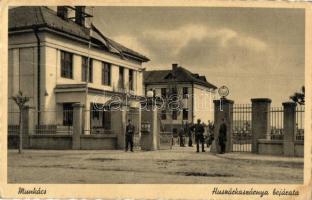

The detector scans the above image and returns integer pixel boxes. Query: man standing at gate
[192,119,205,152]
[125,119,135,152]
[218,118,227,154]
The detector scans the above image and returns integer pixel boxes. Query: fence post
[251,98,271,153]
[140,100,159,151]
[282,102,296,157]
[211,98,234,153]
[111,104,127,149]
[83,102,91,135]
[72,103,83,150]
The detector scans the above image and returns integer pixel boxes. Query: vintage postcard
[0,0,311,199]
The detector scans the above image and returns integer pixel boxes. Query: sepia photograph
[1,1,311,199]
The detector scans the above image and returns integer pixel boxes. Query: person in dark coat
[178,127,185,147]
[192,119,205,152]
[125,119,135,152]
[184,122,193,147]
[218,118,227,154]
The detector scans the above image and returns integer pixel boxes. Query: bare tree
[12,91,30,154]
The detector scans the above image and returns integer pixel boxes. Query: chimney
[172,63,178,71]
[75,6,86,26]
[57,6,68,20]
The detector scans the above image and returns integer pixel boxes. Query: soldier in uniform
[218,118,227,154]
[125,119,135,152]
[178,127,185,147]
[192,119,205,152]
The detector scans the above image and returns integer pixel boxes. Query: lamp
[146,90,154,98]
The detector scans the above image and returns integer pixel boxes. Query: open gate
[232,104,252,152]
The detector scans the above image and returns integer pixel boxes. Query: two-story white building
[144,64,217,135]
[8,6,149,134]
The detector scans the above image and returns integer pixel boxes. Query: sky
[93,7,305,106]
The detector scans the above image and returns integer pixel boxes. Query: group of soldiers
[178,118,227,154]
[125,118,228,154]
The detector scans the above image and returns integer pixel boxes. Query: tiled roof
[143,67,217,89]
[9,6,149,62]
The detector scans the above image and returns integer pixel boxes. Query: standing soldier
[192,119,205,152]
[125,119,135,152]
[218,118,227,154]
[178,127,185,147]
[184,122,193,147]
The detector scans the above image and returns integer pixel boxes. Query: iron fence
[34,110,73,135]
[232,104,252,152]
[88,109,113,135]
[8,111,20,135]
[8,110,73,135]
[270,107,284,140]
[296,105,304,141]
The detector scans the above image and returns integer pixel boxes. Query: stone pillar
[72,103,83,150]
[83,102,91,135]
[251,98,271,153]
[283,102,296,157]
[138,107,142,138]
[111,105,127,149]
[140,101,159,151]
[211,98,234,153]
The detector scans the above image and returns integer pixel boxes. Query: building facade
[8,6,149,134]
[144,64,217,134]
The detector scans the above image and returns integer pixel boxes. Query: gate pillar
[251,98,271,153]
[211,98,234,153]
[282,102,296,157]
[140,99,160,151]
[111,104,127,149]
[72,103,83,150]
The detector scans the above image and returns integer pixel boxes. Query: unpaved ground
[8,146,303,184]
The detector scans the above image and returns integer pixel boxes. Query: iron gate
[232,104,252,152]
[158,110,174,150]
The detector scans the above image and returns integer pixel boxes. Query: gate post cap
[282,102,297,107]
[213,98,234,104]
[251,98,272,103]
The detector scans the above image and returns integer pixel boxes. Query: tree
[12,91,30,153]
[290,86,305,105]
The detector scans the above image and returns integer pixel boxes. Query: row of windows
[161,109,189,120]
[160,87,189,99]
[61,51,134,90]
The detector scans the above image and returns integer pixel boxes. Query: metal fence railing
[270,107,284,140]
[296,105,304,141]
[232,104,252,152]
[8,111,20,135]
[8,110,73,135]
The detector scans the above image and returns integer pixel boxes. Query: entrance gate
[232,104,252,152]
[158,111,173,150]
